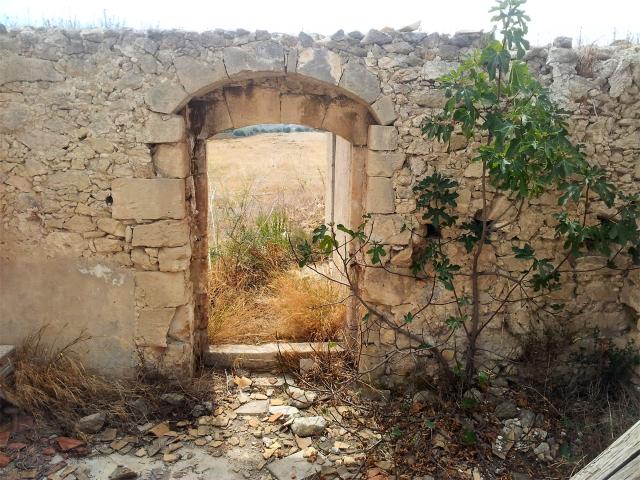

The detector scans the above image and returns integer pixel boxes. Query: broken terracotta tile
[56,437,85,452]
[150,423,170,438]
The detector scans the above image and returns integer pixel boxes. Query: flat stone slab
[267,450,325,480]
[68,447,246,480]
[234,400,269,416]
[205,342,344,371]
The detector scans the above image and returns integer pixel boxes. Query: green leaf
[461,428,478,445]
[446,314,468,331]
[367,243,387,265]
[512,243,535,259]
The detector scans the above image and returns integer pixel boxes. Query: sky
[1,0,638,46]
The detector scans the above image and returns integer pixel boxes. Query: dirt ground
[0,363,604,480]
[206,131,330,240]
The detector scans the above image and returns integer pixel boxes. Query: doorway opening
[205,124,352,345]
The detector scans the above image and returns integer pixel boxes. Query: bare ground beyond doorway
[205,129,347,345]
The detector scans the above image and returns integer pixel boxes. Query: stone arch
[143,45,397,127]
[135,62,400,375]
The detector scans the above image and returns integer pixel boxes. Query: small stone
[291,416,327,437]
[495,400,518,420]
[361,29,392,45]
[269,405,299,418]
[235,400,269,416]
[299,358,315,372]
[553,36,572,48]
[163,453,179,463]
[160,393,185,406]
[150,423,170,437]
[75,412,106,434]
[534,442,552,461]
[295,435,312,449]
[519,409,536,431]
[108,465,137,480]
[412,390,437,406]
[399,21,421,32]
[267,450,325,480]
[234,376,252,390]
[287,386,317,409]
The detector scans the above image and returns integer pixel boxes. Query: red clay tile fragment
[56,436,85,452]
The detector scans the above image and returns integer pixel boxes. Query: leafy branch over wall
[298,0,640,392]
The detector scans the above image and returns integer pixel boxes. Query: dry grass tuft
[576,44,597,78]
[1,329,215,432]
[208,269,347,344]
[266,271,347,341]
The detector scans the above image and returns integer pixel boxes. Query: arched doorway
[184,75,376,361]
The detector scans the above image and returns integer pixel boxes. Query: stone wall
[0,25,638,380]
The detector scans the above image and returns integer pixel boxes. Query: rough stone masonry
[0,25,638,383]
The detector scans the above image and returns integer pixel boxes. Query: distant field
[206,131,330,243]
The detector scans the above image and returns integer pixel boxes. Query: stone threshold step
[204,342,344,371]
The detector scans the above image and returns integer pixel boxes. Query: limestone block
[154,143,190,178]
[224,85,281,128]
[44,232,86,256]
[112,178,186,220]
[413,90,447,108]
[365,177,395,214]
[96,218,126,238]
[93,237,122,253]
[368,126,398,151]
[368,214,411,245]
[17,129,70,152]
[46,171,91,191]
[621,270,640,313]
[391,246,413,267]
[139,114,185,144]
[448,134,468,151]
[613,132,640,150]
[366,151,405,177]
[339,61,380,104]
[173,55,228,95]
[145,81,188,114]
[135,271,188,308]
[223,41,285,77]
[6,175,32,192]
[202,92,234,135]
[464,161,483,178]
[131,220,190,247]
[371,95,397,126]
[281,94,328,129]
[131,247,157,270]
[161,340,194,375]
[0,53,64,85]
[64,215,94,233]
[423,60,459,80]
[136,308,176,347]
[158,244,192,272]
[169,304,194,342]
[547,48,578,65]
[296,48,343,85]
[361,29,392,45]
[0,102,31,132]
[321,99,370,146]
